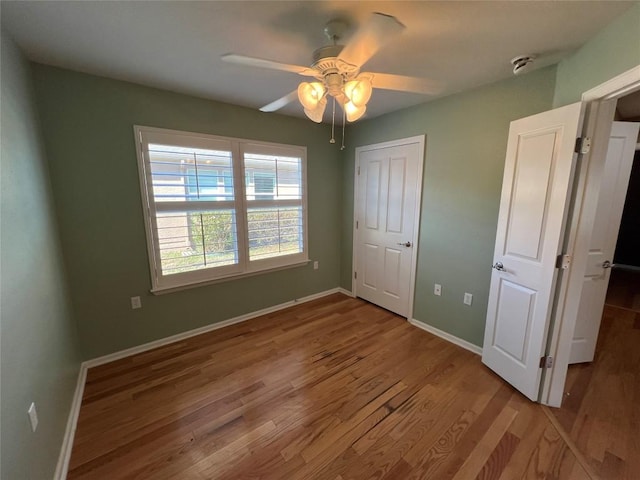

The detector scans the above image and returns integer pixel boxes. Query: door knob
[602,260,614,269]
[397,241,412,247]
[492,262,506,272]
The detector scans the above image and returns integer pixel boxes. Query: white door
[569,121,639,363]
[354,138,424,317]
[482,103,584,401]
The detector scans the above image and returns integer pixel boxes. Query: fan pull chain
[330,97,336,144]
[341,107,346,150]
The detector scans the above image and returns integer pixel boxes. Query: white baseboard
[53,286,355,478]
[55,287,347,477]
[337,287,355,297]
[408,318,483,356]
[84,287,345,368]
[54,363,87,480]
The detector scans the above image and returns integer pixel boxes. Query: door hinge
[354,271,358,279]
[575,137,591,154]
[556,254,571,269]
[356,220,359,229]
[539,356,554,369]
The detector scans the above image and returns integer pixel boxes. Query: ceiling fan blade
[337,13,405,69]
[369,72,443,95]
[221,54,316,77]
[259,90,298,113]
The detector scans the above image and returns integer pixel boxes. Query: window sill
[150,259,311,295]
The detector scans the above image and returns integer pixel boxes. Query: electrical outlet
[131,296,142,309]
[313,261,319,270]
[434,284,442,296]
[464,293,473,306]
[28,402,38,432]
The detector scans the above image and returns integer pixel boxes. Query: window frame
[134,126,309,293]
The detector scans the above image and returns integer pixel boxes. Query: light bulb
[298,82,326,110]
[343,75,372,108]
[344,101,366,122]
[303,97,327,123]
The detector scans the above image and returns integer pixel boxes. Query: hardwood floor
[551,269,640,480]
[69,294,593,479]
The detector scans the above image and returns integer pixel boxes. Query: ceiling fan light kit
[344,74,373,108]
[303,96,327,123]
[298,81,326,110]
[298,73,372,123]
[222,12,441,144]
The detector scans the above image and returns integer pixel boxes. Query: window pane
[148,144,234,202]
[244,153,301,201]
[156,210,238,275]
[247,207,303,261]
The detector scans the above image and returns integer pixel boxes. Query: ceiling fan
[222,13,440,125]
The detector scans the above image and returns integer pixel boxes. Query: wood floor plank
[67,294,607,479]
[550,269,640,480]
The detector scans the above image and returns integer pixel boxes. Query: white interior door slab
[355,138,423,317]
[482,102,584,401]
[569,121,639,364]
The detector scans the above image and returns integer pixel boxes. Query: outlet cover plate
[131,296,142,309]
[28,402,38,432]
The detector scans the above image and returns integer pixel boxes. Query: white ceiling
[1,1,635,122]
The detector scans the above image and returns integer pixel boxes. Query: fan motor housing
[313,45,343,64]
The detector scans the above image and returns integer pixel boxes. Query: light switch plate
[434,284,442,296]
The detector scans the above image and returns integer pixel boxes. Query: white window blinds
[136,127,308,291]
[243,148,304,264]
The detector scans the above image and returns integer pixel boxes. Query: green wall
[553,2,640,106]
[1,31,81,479]
[32,65,343,359]
[340,66,557,346]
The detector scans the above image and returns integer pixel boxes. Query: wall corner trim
[54,287,345,478]
[54,364,87,480]
[408,318,483,356]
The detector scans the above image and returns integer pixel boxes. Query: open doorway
[550,91,640,479]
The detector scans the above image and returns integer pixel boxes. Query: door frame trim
[541,65,640,407]
[352,135,426,320]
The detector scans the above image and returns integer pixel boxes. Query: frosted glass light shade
[304,97,327,123]
[343,76,373,108]
[344,100,366,122]
[298,82,326,110]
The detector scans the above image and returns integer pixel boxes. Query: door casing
[352,135,425,321]
[569,121,639,364]
[541,65,640,407]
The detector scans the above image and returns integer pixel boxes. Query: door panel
[355,140,423,317]
[483,102,584,401]
[387,157,406,233]
[494,280,536,364]
[363,243,379,289]
[383,247,402,298]
[569,121,639,363]
[506,131,557,261]
[365,161,381,229]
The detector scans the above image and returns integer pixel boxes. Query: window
[135,126,308,292]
